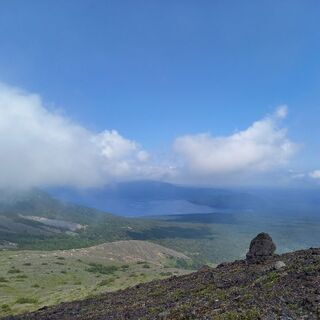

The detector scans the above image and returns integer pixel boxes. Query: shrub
[1,304,11,312]
[8,268,21,274]
[86,263,118,275]
[174,258,191,269]
[15,297,38,304]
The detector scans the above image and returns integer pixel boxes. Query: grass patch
[219,308,262,319]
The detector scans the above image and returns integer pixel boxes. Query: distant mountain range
[1,183,320,265]
[48,180,320,217]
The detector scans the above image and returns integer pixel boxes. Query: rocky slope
[5,239,320,319]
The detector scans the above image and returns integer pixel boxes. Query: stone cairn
[246,232,276,263]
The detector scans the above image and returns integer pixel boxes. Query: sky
[0,0,319,188]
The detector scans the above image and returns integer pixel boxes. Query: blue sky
[0,1,319,188]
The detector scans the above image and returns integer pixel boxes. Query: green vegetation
[0,243,191,317]
[8,248,319,320]
[2,188,320,268]
[218,309,262,320]
[1,304,11,312]
[15,298,38,304]
[165,256,196,270]
[8,268,21,274]
[98,278,114,286]
[254,271,280,289]
[1,188,320,319]
[86,263,118,275]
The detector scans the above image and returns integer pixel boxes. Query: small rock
[217,262,228,268]
[263,313,277,320]
[198,265,211,272]
[274,261,286,270]
[158,311,170,319]
[246,232,276,262]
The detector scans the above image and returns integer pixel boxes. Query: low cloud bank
[0,84,158,188]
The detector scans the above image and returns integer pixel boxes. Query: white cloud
[0,84,156,188]
[0,83,299,188]
[309,170,320,179]
[173,106,297,178]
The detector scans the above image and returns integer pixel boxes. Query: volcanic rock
[246,232,276,262]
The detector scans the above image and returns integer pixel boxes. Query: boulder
[274,261,286,270]
[246,232,276,262]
